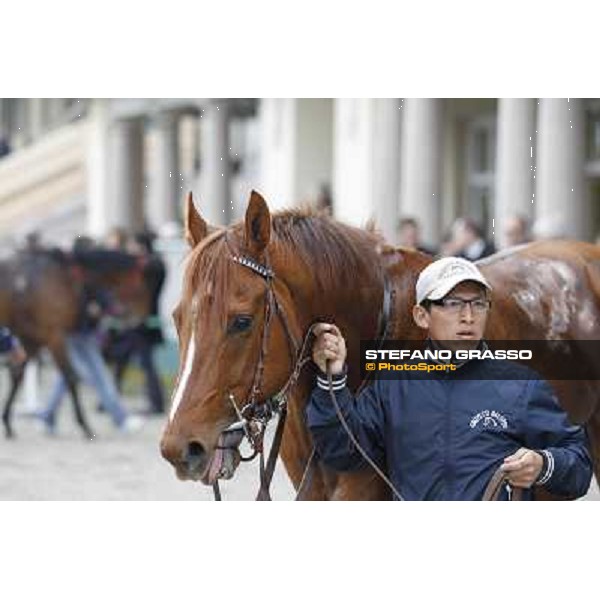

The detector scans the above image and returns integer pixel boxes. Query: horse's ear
[185,191,209,248]
[244,190,271,255]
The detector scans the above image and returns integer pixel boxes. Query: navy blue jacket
[0,327,17,354]
[307,358,592,500]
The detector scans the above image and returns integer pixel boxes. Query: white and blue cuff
[316,368,348,392]
[535,450,555,486]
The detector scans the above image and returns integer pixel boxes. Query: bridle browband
[212,239,397,501]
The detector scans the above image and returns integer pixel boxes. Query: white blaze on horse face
[169,334,196,423]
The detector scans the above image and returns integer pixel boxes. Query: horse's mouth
[200,445,242,486]
[191,426,245,485]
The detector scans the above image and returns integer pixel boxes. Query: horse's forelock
[183,229,231,329]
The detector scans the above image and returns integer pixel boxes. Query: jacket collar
[425,337,489,369]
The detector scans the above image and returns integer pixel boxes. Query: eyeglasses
[428,297,491,314]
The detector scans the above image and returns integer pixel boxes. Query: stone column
[399,98,443,247]
[28,98,45,140]
[372,99,402,242]
[86,99,111,237]
[259,99,333,212]
[200,100,231,225]
[148,110,180,230]
[332,99,400,239]
[494,98,536,248]
[535,98,589,240]
[109,117,145,232]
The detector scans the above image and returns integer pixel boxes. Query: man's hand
[312,323,347,375]
[9,344,27,367]
[501,447,544,488]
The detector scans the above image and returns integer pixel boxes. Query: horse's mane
[269,208,385,291]
[183,208,386,326]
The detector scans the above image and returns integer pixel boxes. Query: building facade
[2,98,600,253]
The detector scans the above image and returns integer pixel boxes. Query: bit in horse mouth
[200,446,242,485]
[201,428,245,485]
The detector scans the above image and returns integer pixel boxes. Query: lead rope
[482,466,522,501]
[324,360,405,501]
[294,447,317,500]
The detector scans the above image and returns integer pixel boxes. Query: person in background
[36,241,144,434]
[397,217,436,255]
[0,327,27,366]
[105,226,130,252]
[103,230,167,415]
[0,132,11,159]
[314,183,333,216]
[504,215,531,247]
[448,217,495,260]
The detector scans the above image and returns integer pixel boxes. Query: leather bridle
[212,237,396,501]
[212,242,316,500]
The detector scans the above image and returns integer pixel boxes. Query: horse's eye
[227,315,253,334]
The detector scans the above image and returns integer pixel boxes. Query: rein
[482,466,522,501]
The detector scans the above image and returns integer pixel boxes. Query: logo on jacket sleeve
[469,410,508,430]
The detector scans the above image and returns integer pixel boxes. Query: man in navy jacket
[307,257,593,500]
[0,327,26,366]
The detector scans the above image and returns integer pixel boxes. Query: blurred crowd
[2,226,168,437]
[397,213,535,259]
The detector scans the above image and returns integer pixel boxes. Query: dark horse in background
[161,190,600,500]
[0,247,151,439]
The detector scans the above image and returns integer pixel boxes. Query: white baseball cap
[415,257,492,305]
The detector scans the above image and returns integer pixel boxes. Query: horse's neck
[382,246,433,340]
[283,251,384,336]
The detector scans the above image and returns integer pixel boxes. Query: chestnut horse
[1,247,151,439]
[161,190,600,500]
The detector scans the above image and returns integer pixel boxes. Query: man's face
[412,281,490,350]
[399,224,419,248]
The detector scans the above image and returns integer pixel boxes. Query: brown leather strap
[255,406,288,501]
[212,481,222,501]
[482,466,523,501]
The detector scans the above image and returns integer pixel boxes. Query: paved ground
[0,383,295,501]
[1,369,598,500]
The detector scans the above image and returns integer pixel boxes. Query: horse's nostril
[187,441,205,457]
[185,441,207,472]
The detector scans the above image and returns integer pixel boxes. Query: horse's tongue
[207,448,225,485]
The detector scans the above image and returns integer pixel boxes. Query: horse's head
[161,191,304,484]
